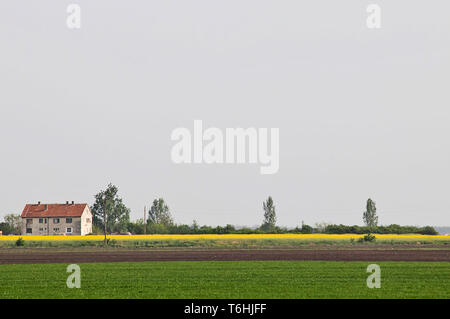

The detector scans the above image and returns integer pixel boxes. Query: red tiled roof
[21,203,88,218]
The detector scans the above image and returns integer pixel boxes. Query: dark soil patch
[0,248,449,264]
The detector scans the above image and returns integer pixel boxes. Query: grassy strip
[1,237,449,248]
[0,260,448,298]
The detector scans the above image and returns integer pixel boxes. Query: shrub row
[122,222,438,235]
[323,224,438,235]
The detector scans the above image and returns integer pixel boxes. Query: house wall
[80,206,93,235]
[22,217,83,235]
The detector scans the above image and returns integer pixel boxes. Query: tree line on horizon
[0,183,439,236]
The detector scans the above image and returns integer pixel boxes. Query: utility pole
[144,206,147,235]
[103,198,107,245]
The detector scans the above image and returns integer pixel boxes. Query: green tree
[3,214,22,235]
[91,183,131,235]
[148,198,174,226]
[0,222,12,235]
[363,198,378,229]
[192,220,199,232]
[127,219,146,234]
[300,221,313,234]
[261,196,276,231]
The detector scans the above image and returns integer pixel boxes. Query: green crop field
[0,261,448,299]
[1,238,449,249]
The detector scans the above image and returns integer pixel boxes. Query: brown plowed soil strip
[0,249,449,264]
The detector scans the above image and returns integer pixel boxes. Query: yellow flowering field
[0,234,448,241]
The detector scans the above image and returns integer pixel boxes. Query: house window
[39,228,44,232]
[66,218,72,223]
[26,219,33,225]
[53,218,60,224]
[86,218,91,223]
[26,228,32,233]
[39,218,43,223]
[53,228,60,232]
[66,228,72,233]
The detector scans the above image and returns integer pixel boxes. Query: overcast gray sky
[1,1,449,227]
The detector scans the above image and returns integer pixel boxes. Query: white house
[21,202,93,235]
